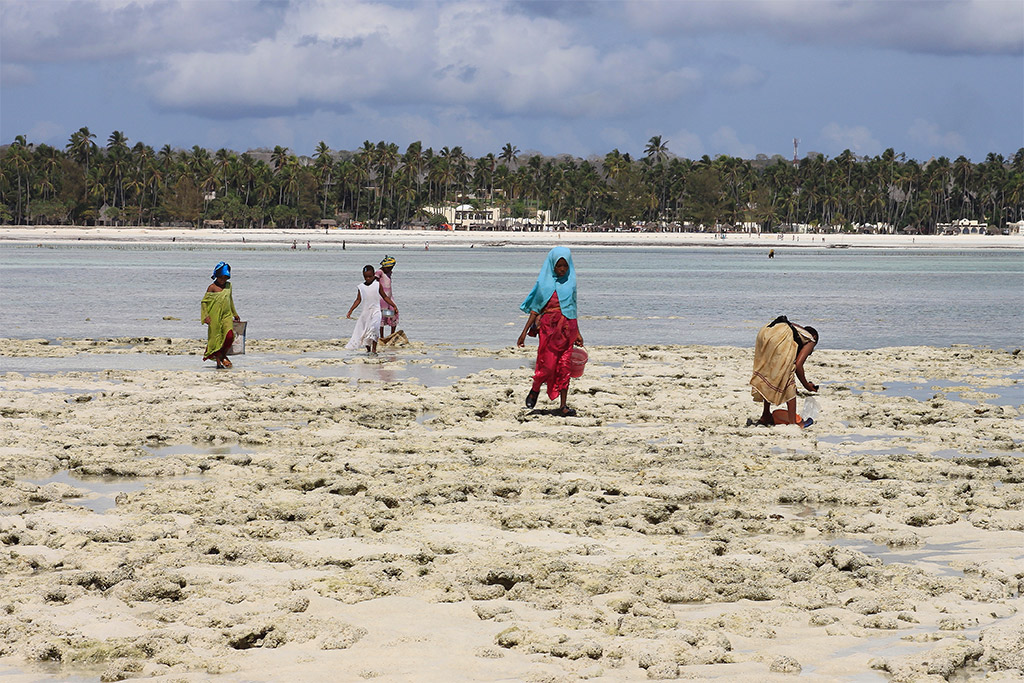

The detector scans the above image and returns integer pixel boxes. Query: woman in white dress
[346,265,398,353]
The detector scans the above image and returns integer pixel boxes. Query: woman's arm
[381,290,398,312]
[794,341,817,392]
[229,289,239,321]
[516,311,539,347]
[346,291,362,319]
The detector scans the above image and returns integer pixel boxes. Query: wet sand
[0,338,1022,682]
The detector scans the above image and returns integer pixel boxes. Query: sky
[1,0,1022,163]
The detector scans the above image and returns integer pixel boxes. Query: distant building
[852,222,895,234]
[97,203,116,226]
[419,203,566,231]
[936,219,989,235]
[420,203,502,229]
[454,204,502,228]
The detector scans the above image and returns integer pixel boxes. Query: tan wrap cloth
[750,321,814,405]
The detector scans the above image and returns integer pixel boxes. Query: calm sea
[1,244,1021,350]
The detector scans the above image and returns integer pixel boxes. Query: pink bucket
[569,346,588,378]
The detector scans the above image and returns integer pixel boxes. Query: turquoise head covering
[520,247,577,319]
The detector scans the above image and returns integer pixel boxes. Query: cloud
[820,123,881,156]
[665,129,704,159]
[0,63,34,87]
[139,1,702,121]
[627,0,1024,56]
[0,0,285,62]
[598,127,636,153]
[907,118,967,156]
[27,121,66,145]
[710,126,755,158]
[720,64,768,90]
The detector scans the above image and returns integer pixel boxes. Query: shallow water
[833,538,974,578]
[851,379,1024,406]
[2,244,1021,349]
[0,349,524,387]
[22,471,146,513]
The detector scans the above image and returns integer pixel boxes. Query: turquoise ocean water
[1,244,1021,350]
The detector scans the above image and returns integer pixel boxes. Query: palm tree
[500,143,519,168]
[402,141,424,201]
[644,135,669,164]
[313,141,333,216]
[375,141,399,225]
[7,138,32,223]
[270,145,290,173]
[237,153,257,206]
[603,149,628,181]
[214,148,234,196]
[67,127,97,209]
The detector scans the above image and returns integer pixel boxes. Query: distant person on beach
[768,249,775,258]
[201,262,240,369]
[517,247,584,417]
[749,315,818,427]
[346,265,398,354]
[375,256,399,338]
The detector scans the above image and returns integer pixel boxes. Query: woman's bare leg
[786,398,798,425]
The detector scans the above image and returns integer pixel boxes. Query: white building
[420,204,562,230]
[420,204,501,229]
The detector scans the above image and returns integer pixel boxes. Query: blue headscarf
[520,247,577,319]
[212,262,230,279]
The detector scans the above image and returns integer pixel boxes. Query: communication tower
[793,138,799,164]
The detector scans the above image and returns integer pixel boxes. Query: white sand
[0,338,1022,681]
[2,225,1022,250]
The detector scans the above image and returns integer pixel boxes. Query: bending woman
[517,247,584,416]
[201,261,240,369]
[749,315,818,427]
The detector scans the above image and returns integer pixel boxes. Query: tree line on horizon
[1,128,1022,233]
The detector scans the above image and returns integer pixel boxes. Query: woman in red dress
[516,247,584,416]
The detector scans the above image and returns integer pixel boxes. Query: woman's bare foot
[221,357,232,368]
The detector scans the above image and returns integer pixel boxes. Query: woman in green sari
[201,262,240,368]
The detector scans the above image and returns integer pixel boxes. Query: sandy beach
[0,337,1021,682]
[1,225,1022,250]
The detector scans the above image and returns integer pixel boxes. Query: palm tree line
[2,128,1022,233]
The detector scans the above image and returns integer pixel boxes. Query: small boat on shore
[827,243,850,249]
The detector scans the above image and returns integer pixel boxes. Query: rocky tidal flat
[0,339,1022,682]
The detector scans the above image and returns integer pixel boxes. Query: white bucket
[228,321,247,355]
